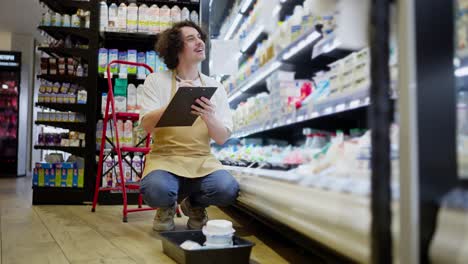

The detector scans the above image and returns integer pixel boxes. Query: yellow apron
[142,71,224,179]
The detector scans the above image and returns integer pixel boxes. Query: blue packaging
[146,51,156,74]
[137,52,146,76]
[118,51,128,74]
[109,49,119,74]
[33,168,39,186]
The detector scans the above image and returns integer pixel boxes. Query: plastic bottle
[138,4,149,32]
[103,156,114,187]
[136,84,145,113]
[160,5,170,31]
[181,7,190,21]
[291,5,304,41]
[190,10,199,25]
[123,156,132,183]
[127,84,137,113]
[113,155,121,185]
[171,5,182,25]
[117,3,127,32]
[108,3,118,31]
[132,156,142,182]
[124,120,133,147]
[127,3,138,32]
[117,120,124,143]
[43,10,52,26]
[149,5,160,33]
[101,92,107,115]
[137,52,146,77]
[99,1,108,31]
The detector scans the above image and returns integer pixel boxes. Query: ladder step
[115,112,140,121]
[119,147,151,153]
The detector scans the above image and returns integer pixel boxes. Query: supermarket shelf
[35,121,87,132]
[34,145,86,156]
[100,31,158,42]
[99,73,147,81]
[240,26,268,54]
[33,186,85,205]
[227,169,400,263]
[37,74,88,85]
[100,31,159,50]
[308,33,354,67]
[228,59,283,102]
[35,102,87,113]
[38,47,91,60]
[279,29,322,63]
[103,0,199,9]
[38,26,93,41]
[39,0,93,14]
[232,88,372,138]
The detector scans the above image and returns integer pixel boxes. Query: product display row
[38,81,87,104]
[96,119,147,150]
[99,2,199,33]
[98,49,167,75]
[223,0,337,93]
[101,155,145,187]
[36,129,86,148]
[40,7,90,29]
[215,125,399,198]
[37,111,86,123]
[40,56,88,77]
[33,162,84,188]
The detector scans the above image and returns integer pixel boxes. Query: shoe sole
[153,221,175,232]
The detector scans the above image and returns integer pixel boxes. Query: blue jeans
[140,170,240,208]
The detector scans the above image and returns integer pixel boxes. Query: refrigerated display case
[0,51,21,177]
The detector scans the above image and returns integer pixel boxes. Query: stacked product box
[33,162,84,188]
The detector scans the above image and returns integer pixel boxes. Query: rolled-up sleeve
[215,83,234,133]
[139,74,161,123]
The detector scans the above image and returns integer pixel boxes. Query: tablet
[156,86,218,127]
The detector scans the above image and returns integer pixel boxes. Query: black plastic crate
[160,230,255,264]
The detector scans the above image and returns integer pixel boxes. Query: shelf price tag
[335,103,346,112]
[296,115,305,122]
[310,112,319,118]
[349,99,360,109]
[286,118,293,124]
[364,97,370,105]
[324,107,333,114]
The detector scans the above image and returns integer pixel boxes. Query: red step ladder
[91,60,181,222]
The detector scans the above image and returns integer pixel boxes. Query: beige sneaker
[153,204,176,231]
[180,198,208,230]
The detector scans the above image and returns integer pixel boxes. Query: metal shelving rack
[33,0,99,204]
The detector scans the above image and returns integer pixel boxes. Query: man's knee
[140,170,178,208]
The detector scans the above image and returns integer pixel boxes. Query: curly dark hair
[156,21,208,70]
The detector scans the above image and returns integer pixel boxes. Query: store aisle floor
[0,176,318,264]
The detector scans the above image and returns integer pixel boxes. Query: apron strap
[171,70,207,98]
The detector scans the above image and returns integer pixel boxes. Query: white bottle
[149,5,160,33]
[160,5,171,31]
[113,155,122,185]
[132,156,142,182]
[103,156,114,187]
[101,92,108,115]
[138,4,149,32]
[117,3,127,32]
[190,11,199,24]
[127,84,137,112]
[99,1,108,31]
[108,3,118,31]
[181,7,190,22]
[291,5,304,41]
[127,3,138,32]
[123,120,133,147]
[117,120,124,144]
[136,84,145,113]
[123,156,132,183]
[43,10,52,26]
[171,5,181,25]
[105,120,113,149]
